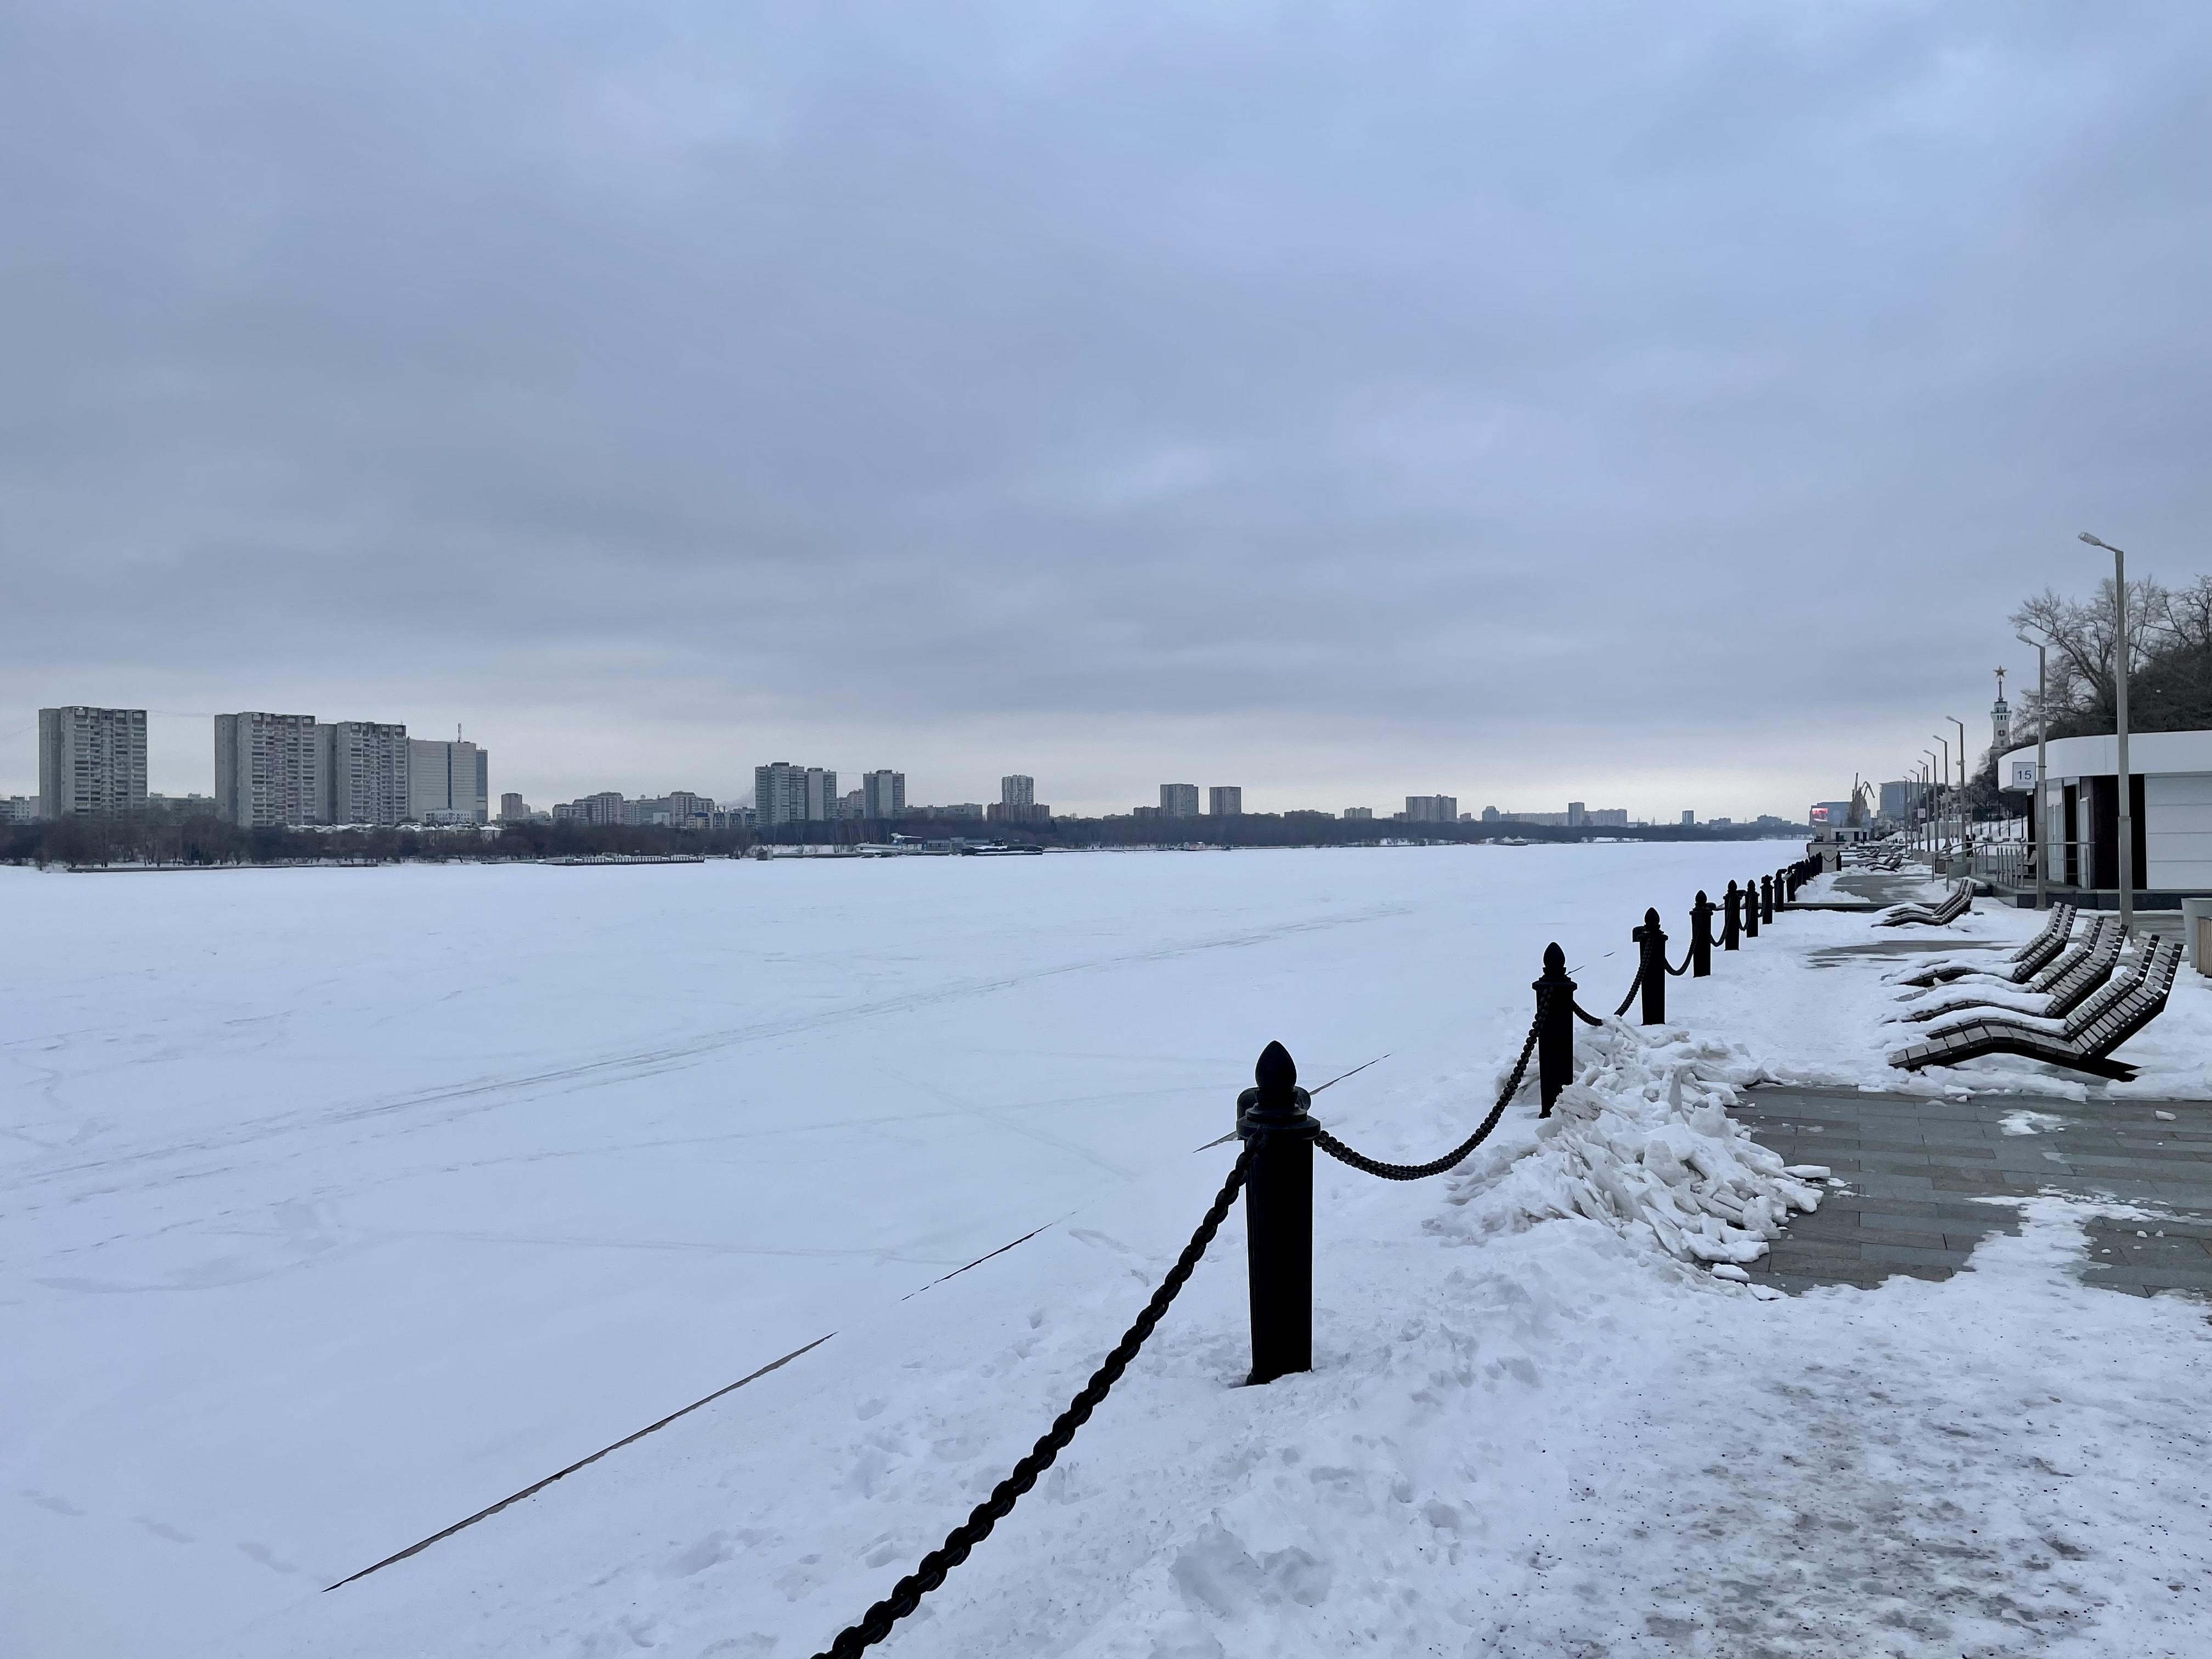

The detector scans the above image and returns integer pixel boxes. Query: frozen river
[1,841,1779,1655]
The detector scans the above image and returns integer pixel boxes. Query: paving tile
[1860,1242,1976,1269]
[2053,1177,2170,1201]
[1829,1198,2016,1227]
[1943,1233,2000,1252]
[2087,1266,2212,1293]
[1929,1173,2034,1195]
[1852,1152,1942,1173]
[1841,1173,1939,1197]
[1745,1085,2212,1297]
[1854,1223,1963,1250]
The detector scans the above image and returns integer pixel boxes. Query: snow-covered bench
[1889,903,2075,990]
[1887,913,2120,1028]
[1888,937,2182,1082]
[1875,880,1971,928]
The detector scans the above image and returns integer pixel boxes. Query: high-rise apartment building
[1681,810,1696,826]
[499,792,529,822]
[1405,795,1458,823]
[658,791,712,826]
[409,739,488,823]
[38,707,148,818]
[754,763,836,825]
[989,773,1052,823]
[558,791,625,825]
[216,712,323,826]
[1207,786,1243,816]
[319,721,410,826]
[861,770,905,820]
[1344,806,1374,821]
[1567,802,1587,828]
[1160,783,1199,817]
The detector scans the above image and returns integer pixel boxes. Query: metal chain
[1313,992,1547,1181]
[1612,966,1643,1018]
[809,1142,1256,1659]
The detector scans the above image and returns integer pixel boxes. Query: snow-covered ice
[4,847,2209,1658]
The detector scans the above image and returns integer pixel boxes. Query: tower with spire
[1991,667,2011,752]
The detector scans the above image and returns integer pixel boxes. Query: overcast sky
[4,2,2207,817]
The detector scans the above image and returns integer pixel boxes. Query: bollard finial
[1645,906,1661,928]
[1695,889,1708,905]
[1255,1040,1297,1097]
[1543,941,1566,974]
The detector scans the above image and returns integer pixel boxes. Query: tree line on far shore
[3,810,1804,869]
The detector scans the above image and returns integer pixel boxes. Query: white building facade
[215,712,323,827]
[2001,729,2212,895]
[861,770,905,820]
[755,763,837,826]
[38,706,148,817]
[321,721,411,826]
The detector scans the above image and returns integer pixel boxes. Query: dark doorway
[2063,785,2079,887]
[2083,775,2149,893]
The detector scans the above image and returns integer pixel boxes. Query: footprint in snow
[236,1541,298,1574]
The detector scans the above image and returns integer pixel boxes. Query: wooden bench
[1888,938,2182,1081]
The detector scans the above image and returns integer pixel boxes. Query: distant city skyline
[4,706,1819,826]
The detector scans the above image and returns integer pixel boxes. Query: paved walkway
[1735,1085,2212,1299]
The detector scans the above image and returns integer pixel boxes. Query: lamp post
[2017,630,2049,910]
[2080,533,2134,937]
[1932,735,1951,863]
[1922,749,1940,867]
[1950,715,1971,872]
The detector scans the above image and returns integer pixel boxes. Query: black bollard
[1690,890,1714,977]
[1535,943,1578,1116]
[1784,865,1798,902]
[1760,873,1775,923]
[1237,1041,1315,1386]
[1722,880,1742,950]
[1743,877,1760,939]
[1634,906,1667,1024]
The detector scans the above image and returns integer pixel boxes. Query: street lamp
[2080,532,2134,937]
[2017,630,2050,910]
[1950,715,1971,866]
[1932,735,1951,861]
[1923,747,1942,865]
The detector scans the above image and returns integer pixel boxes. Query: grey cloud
[2,1,2207,810]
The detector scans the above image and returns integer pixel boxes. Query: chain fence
[791,850,1824,1655]
[1312,992,1547,1181]
[809,1142,1257,1659]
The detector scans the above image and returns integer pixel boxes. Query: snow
[1689,871,2212,1101]
[4,847,2209,1658]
